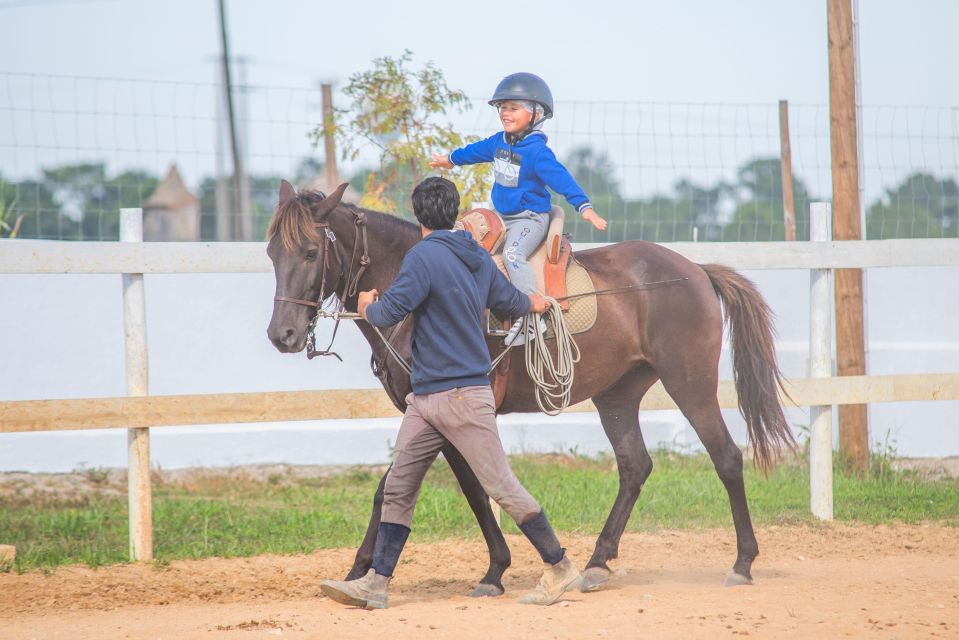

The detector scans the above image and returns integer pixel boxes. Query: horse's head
[266,179,349,352]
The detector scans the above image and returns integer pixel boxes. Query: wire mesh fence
[1,72,956,242]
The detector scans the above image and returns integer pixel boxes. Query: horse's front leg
[343,468,388,580]
[442,443,512,596]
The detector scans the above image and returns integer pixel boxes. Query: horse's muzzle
[268,326,305,353]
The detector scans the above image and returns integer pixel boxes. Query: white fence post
[120,208,153,561]
[809,202,834,520]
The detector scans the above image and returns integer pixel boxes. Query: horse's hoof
[469,583,505,598]
[580,567,611,593]
[723,572,753,587]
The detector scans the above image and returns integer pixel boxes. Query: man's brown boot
[320,569,390,610]
[518,555,582,605]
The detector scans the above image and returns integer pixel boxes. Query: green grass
[1,452,956,573]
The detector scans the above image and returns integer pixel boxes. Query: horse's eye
[305,249,319,261]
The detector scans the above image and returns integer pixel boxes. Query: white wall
[0,265,956,472]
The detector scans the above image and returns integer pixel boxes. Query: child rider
[430,72,608,345]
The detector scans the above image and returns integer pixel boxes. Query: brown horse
[266,181,795,595]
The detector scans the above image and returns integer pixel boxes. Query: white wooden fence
[1,207,958,558]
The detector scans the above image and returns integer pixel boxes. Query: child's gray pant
[502,210,550,294]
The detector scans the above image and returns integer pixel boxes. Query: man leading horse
[318,177,582,609]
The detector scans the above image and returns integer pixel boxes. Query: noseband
[273,207,371,359]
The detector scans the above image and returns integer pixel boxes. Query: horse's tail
[701,263,797,472]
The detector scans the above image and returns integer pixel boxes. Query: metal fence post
[809,202,834,520]
[120,208,153,561]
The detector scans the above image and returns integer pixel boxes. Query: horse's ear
[278,179,296,207]
[313,182,350,221]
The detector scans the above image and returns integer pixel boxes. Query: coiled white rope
[522,297,581,415]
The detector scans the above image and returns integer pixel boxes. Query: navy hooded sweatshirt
[449,131,592,215]
[365,229,530,395]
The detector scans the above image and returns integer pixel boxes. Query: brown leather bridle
[272,208,371,360]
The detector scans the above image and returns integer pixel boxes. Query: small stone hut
[143,165,199,241]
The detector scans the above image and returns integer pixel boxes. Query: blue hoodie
[365,229,531,394]
[449,131,592,216]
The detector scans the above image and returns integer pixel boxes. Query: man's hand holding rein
[358,289,379,321]
[528,292,549,314]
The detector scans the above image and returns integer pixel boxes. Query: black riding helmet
[489,73,554,136]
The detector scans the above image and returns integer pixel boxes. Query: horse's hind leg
[442,443,512,596]
[658,367,759,585]
[581,367,658,592]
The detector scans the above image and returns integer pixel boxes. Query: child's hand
[582,208,608,231]
[430,153,453,170]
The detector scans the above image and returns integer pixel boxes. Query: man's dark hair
[411,176,460,230]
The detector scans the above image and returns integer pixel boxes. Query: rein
[553,277,689,303]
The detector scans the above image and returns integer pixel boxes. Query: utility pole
[827,0,869,471]
[213,64,231,241]
[217,0,252,241]
[320,83,341,189]
[778,100,797,241]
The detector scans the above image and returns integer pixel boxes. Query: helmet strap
[513,107,546,143]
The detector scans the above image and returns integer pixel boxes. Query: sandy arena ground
[2,523,957,639]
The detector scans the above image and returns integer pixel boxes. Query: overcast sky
[2,0,957,205]
[3,0,958,106]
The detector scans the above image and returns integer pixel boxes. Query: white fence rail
[3,374,958,433]
[2,213,958,559]
[2,238,958,274]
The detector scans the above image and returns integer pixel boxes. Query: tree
[626,195,698,243]
[558,146,625,242]
[248,173,285,239]
[81,169,160,240]
[34,163,158,240]
[723,158,813,241]
[316,50,489,217]
[197,176,219,241]
[865,172,958,239]
[554,151,821,243]
[198,163,320,241]
[0,172,76,239]
[673,178,732,242]
[293,157,325,187]
[0,177,24,238]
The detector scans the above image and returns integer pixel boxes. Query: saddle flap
[544,234,573,310]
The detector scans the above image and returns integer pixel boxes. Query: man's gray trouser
[502,210,550,295]
[381,385,541,528]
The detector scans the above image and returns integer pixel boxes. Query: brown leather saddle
[454,206,577,409]
[454,205,574,309]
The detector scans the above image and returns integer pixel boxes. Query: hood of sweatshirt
[422,229,486,272]
[505,129,549,146]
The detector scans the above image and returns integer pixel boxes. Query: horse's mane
[266,190,326,252]
[266,188,419,252]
